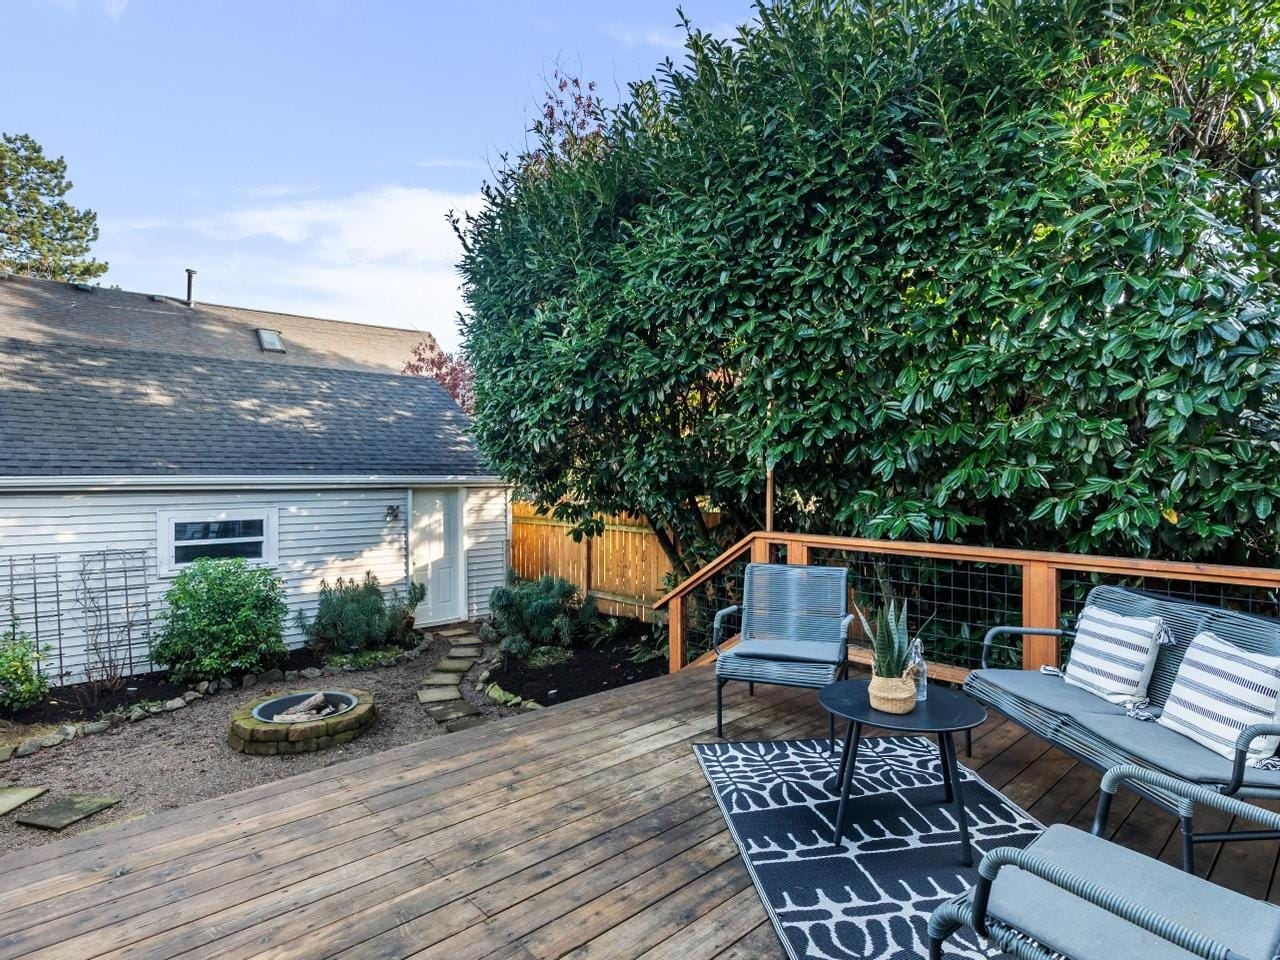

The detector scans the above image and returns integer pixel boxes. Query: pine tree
[0,132,106,281]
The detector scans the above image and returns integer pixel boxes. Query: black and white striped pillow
[1158,631,1280,765]
[1063,605,1168,706]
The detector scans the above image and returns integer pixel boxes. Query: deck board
[1,665,1277,960]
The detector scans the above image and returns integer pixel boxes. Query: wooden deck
[1,666,1278,960]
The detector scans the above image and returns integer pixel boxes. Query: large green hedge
[459,0,1280,571]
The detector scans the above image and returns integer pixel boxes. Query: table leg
[937,732,954,804]
[940,732,973,867]
[832,721,862,846]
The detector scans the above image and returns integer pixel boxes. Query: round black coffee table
[819,679,987,865]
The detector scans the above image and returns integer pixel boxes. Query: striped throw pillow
[1063,605,1168,706]
[1158,631,1280,765]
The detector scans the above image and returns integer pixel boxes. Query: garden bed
[486,619,666,705]
[0,646,330,731]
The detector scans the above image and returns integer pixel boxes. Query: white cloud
[174,185,480,350]
[603,19,743,55]
[603,23,688,53]
[413,159,485,171]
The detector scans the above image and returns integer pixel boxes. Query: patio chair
[712,563,853,744]
[927,764,1280,960]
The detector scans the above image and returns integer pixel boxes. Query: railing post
[751,537,771,564]
[1021,561,1061,670]
[788,541,810,565]
[668,594,686,673]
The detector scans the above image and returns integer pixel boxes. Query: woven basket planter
[869,671,917,714]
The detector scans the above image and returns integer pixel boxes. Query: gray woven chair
[712,563,853,743]
[965,585,1280,872]
[928,765,1280,960]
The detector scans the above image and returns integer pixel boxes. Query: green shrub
[386,581,427,647]
[460,0,1280,568]
[153,558,287,682]
[489,575,597,662]
[0,617,50,711]
[295,573,425,654]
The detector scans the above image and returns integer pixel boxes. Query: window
[256,328,285,353]
[157,508,278,577]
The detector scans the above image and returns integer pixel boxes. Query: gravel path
[0,630,509,855]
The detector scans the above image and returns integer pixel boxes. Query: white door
[411,488,463,624]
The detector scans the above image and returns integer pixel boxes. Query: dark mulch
[488,619,666,705]
[3,646,331,729]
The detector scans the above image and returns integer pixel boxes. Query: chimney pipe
[185,268,197,307]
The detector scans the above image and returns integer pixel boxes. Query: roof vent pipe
[185,268,197,307]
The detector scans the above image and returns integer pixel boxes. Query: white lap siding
[464,486,509,619]
[0,488,410,681]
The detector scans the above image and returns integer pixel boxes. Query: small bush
[527,645,572,669]
[296,573,425,654]
[153,558,287,683]
[0,617,51,711]
[629,621,668,665]
[587,615,625,648]
[489,575,597,662]
[386,581,427,647]
[323,647,402,670]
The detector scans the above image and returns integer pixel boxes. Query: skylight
[256,329,285,353]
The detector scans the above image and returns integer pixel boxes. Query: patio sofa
[964,584,1280,872]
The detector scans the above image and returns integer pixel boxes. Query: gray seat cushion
[989,824,1280,960]
[1073,712,1280,789]
[731,638,845,664]
[970,668,1128,722]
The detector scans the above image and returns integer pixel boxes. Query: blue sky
[7,1,755,349]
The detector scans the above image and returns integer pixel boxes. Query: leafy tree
[0,133,106,281]
[459,0,1280,570]
[404,339,476,414]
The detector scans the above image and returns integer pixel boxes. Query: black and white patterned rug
[693,736,1042,960]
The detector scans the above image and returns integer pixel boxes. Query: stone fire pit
[228,689,375,756]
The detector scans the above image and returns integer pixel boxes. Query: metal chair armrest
[1102,764,1280,829]
[980,626,1069,670]
[1222,725,1280,794]
[972,845,1235,960]
[711,605,740,654]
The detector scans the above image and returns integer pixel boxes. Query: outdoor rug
[693,736,1042,960]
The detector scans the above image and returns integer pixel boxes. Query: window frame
[156,506,279,578]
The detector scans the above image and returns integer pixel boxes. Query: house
[0,272,508,682]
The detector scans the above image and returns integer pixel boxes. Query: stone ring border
[228,688,376,756]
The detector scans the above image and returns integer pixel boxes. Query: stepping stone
[445,716,490,733]
[17,795,119,831]
[422,672,462,687]
[434,658,473,673]
[417,687,463,705]
[426,701,480,722]
[437,627,471,638]
[449,645,482,658]
[0,786,48,816]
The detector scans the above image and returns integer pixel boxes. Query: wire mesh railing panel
[677,555,750,666]
[1060,571,1280,654]
[806,548,1025,670]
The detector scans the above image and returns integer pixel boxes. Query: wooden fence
[654,531,1280,677]
[511,503,692,621]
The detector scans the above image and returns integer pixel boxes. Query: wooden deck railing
[654,531,1280,676]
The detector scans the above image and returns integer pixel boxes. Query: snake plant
[855,590,914,678]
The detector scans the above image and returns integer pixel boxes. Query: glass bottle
[911,638,928,701]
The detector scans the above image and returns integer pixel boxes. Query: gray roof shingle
[0,277,488,479]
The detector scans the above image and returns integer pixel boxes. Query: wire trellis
[1,550,155,685]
